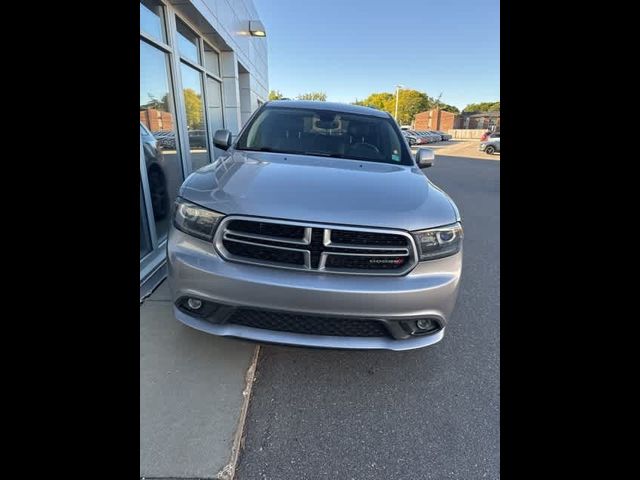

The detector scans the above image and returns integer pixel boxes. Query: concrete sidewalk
[140,280,258,479]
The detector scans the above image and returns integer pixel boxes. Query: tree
[297,91,327,101]
[141,93,170,112]
[463,101,500,113]
[268,89,284,100]
[439,103,460,114]
[183,88,203,129]
[354,92,395,111]
[395,90,431,124]
[356,89,430,125]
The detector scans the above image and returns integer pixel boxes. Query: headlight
[173,197,224,241]
[411,222,463,261]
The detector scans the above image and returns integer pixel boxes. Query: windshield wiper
[236,146,305,155]
[307,152,351,159]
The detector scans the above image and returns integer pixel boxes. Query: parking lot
[140,139,500,479]
[412,138,500,160]
[236,142,500,479]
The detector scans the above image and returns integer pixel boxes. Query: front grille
[215,216,417,276]
[330,229,407,247]
[228,308,391,337]
[227,219,305,239]
[223,239,306,265]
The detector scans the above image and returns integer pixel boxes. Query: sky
[253,0,499,111]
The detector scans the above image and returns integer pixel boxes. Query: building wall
[413,109,457,131]
[140,0,268,293]
[187,0,269,127]
[141,108,175,132]
[454,114,500,130]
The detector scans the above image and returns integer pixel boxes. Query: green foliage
[141,93,170,112]
[439,103,460,114]
[297,91,327,101]
[463,101,500,113]
[183,88,203,129]
[354,92,394,111]
[268,89,284,100]
[355,89,430,125]
[396,90,431,125]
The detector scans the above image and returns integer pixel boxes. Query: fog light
[187,298,202,310]
[416,319,433,330]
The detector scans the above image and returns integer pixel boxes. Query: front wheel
[148,168,169,219]
[485,146,495,155]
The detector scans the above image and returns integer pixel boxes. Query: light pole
[394,84,404,123]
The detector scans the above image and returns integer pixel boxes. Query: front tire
[148,168,169,219]
[485,146,495,155]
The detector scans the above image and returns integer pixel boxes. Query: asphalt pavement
[236,152,501,479]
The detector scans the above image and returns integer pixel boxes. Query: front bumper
[167,227,462,351]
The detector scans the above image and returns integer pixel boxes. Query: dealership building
[140,0,268,298]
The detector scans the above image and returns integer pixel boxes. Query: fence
[446,129,488,139]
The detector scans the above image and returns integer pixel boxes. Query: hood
[180,150,458,231]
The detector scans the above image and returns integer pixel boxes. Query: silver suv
[167,101,462,350]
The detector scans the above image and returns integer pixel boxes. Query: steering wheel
[351,142,380,155]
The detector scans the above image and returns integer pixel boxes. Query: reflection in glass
[140,0,166,42]
[181,63,209,171]
[140,40,183,242]
[206,77,224,155]
[204,43,220,76]
[140,185,152,258]
[176,18,200,64]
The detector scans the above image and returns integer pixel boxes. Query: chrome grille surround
[214,215,419,276]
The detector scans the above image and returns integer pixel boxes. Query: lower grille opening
[228,308,391,338]
[326,255,408,270]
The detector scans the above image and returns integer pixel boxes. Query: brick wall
[140,108,174,132]
[439,111,456,131]
[413,109,457,131]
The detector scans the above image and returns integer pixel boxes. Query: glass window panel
[206,77,224,150]
[140,40,184,242]
[181,63,209,171]
[140,0,166,42]
[204,43,220,76]
[176,18,200,64]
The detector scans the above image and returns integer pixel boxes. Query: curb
[215,345,261,480]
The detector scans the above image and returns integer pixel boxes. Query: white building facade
[140,0,268,298]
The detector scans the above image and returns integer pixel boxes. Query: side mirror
[416,148,435,168]
[213,129,232,150]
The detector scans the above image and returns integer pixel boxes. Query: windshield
[235,106,413,166]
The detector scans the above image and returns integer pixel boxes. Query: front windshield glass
[236,106,413,166]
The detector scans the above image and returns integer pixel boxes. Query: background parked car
[425,131,444,142]
[152,130,177,150]
[479,133,500,154]
[434,130,452,141]
[402,130,417,146]
[480,130,500,142]
[406,131,427,145]
[140,123,170,219]
[416,131,440,143]
[140,122,184,221]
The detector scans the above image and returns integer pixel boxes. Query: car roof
[265,100,390,118]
